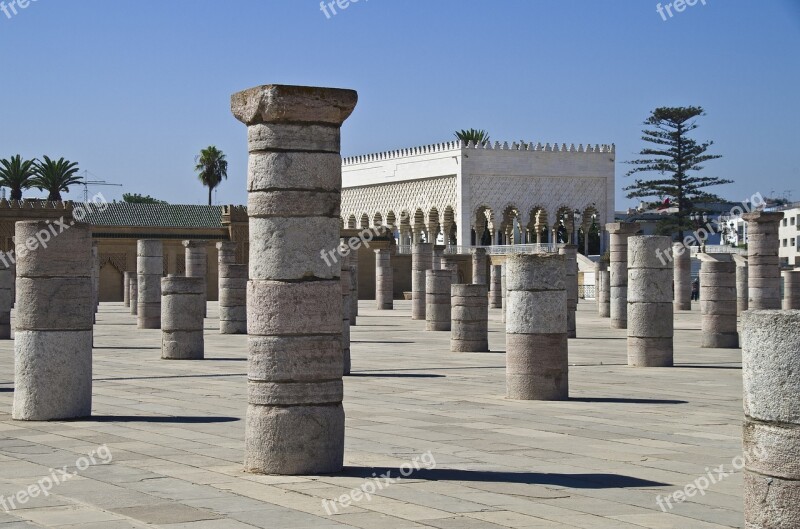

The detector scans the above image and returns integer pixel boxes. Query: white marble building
[341,140,615,253]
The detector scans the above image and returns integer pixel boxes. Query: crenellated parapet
[0,199,74,210]
[342,140,615,165]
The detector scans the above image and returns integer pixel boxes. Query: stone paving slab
[0,300,745,528]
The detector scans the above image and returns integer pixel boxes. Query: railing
[395,244,562,255]
[581,285,596,300]
[690,245,747,255]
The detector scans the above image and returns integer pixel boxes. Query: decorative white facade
[779,206,800,266]
[341,140,615,252]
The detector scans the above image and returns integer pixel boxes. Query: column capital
[605,222,640,235]
[741,211,784,223]
[231,84,358,126]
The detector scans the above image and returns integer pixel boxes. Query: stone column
[432,247,443,270]
[451,284,488,352]
[183,240,208,317]
[350,253,358,323]
[91,242,99,316]
[742,211,783,310]
[137,240,163,329]
[411,243,433,320]
[441,255,460,284]
[501,264,507,323]
[123,271,132,307]
[130,278,138,316]
[700,259,738,348]
[782,270,800,310]
[596,261,610,318]
[425,270,452,331]
[489,265,502,309]
[161,276,205,360]
[13,221,93,420]
[607,223,639,329]
[734,257,749,317]
[0,265,12,339]
[217,241,237,266]
[742,310,800,528]
[375,249,393,310]
[559,245,578,338]
[673,242,692,310]
[627,236,673,367]
[506,254,568,400]
[472,248,487,285]
[232,83,356,475]
[219,264,247,334]
[341,263,351,375]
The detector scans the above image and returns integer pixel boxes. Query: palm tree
[31,156,82,201]
[195,146,228,205]
[0,155,37,200]
[454,129,490,146]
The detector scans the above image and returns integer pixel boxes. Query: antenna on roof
[79,170,123,202]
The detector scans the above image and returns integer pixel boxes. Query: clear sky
[1,0,798,210]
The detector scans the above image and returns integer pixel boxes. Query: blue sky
[1,0,798,210]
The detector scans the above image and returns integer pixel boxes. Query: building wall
[779,207,800,266]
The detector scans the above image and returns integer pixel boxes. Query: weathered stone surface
[233,83,354,475]
[451,284,488,352]
[743,211,783,310]
[14,220,92,278]
[489,265,502,309]
[606,222,639,329]
[472,248,487,285]
[375,249,393,310]
[13,330,93,420]
[137,239,163,330]
[744,470,800,529]
[783,270,800,310]
[411,244,433,320]
[13,221,93,421]
[426,270,452,331]
[506,254,568,400]
[627,236,673,367]
[673,243,692,310]
[123,271,132,307]
[341,264,351,375]
[248,335,342,381]
[161,276,204,360]
[700,259,738,348]
[0,267,13,339]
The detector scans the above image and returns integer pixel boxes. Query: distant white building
[341,140,616,253]
[778,205,800,266]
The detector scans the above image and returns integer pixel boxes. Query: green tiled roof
[78,203,225,229]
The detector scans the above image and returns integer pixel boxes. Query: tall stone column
[501,264,507,323]
[219,264,247,334]
[183,240,208,317]
[506,254,568,400]
[137,240,163,329]
[606,223,639,329]
[341,263,351,375]
[217,241,237,266]
[411,243,433,320]
[627,236,673,367]
[734,256,749,317]
[596,261,610,318]
[559,245,578,338]
[673,242,692,311]
[782,270,800,310]
[472,248,487,285]
[161,276,205,360]
[451,284,488,352]
[742,310,800,528]
[375,249,393,310]
[232,83,356,475]
[489,265,502,309]
[13,221,93,420]
[123,271,132,307]
[0,265,12,339]
[425,270,452,331]
[742,211,783,310]
[130,278,138,316]
[700,259,738,348]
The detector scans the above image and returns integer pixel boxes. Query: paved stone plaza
[0,300,744,528]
